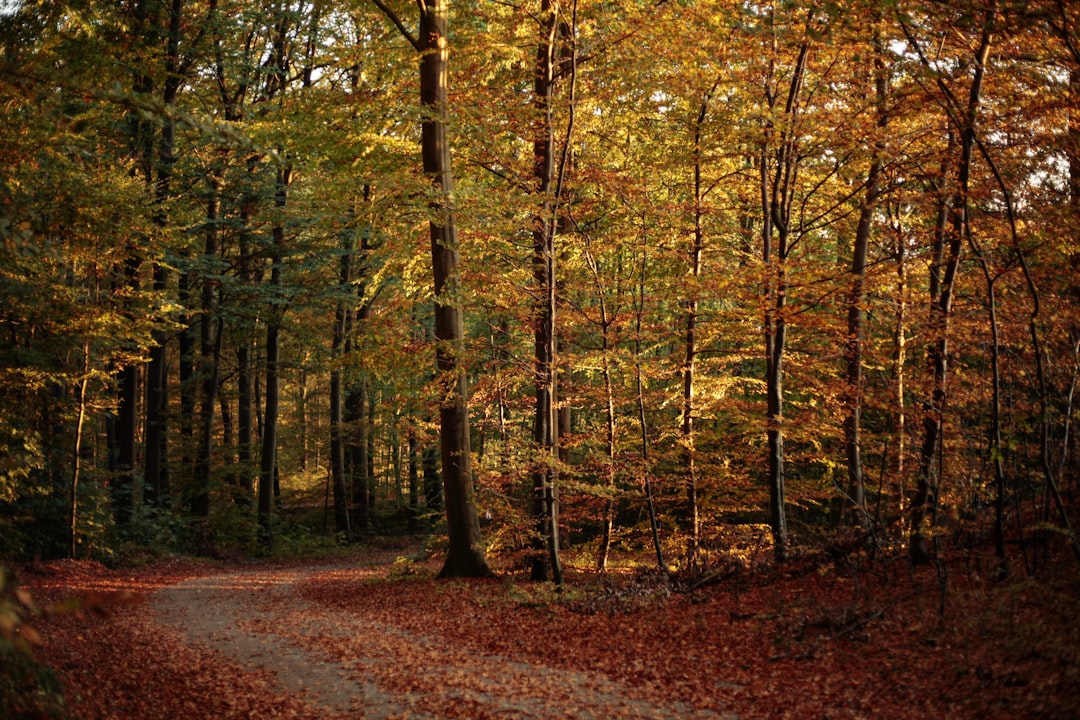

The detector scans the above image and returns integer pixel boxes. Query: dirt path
[152,565,737,719]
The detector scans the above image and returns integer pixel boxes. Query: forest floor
[17,539,1080,719]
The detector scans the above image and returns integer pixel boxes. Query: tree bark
[258,163,291,549]
[370,0,492,577]
[330,224,354,538]
[529,0,562,584]
[908,10,994,564]
[192,169,223,519]
[844,41,887,525]
[684,80,718,560]
[759,39,810,562]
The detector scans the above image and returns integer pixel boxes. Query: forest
[2,0,1080,716]
[1,0,1078,606]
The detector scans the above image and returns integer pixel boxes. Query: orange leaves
[19,551,1080,719]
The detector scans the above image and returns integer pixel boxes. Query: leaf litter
[21,547,1080,719]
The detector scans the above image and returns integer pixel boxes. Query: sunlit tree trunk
[372,0,491,577]
[69,343,91,559]
[887,204,908,518]
[582,237,618,571]
[529,0,562,584]
[683,81,718,560]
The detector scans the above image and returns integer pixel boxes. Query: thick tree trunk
[113,257,140,527]
[144,268,169,508]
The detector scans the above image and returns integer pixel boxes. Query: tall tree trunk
[330,224,354,538]
[633,232,666,573]
[143,0,184,510]
[759,39,810,562]
[113,0,160,526]
[371,0,492,577]
[908,11,994,564]
[420,1,491,577]
[887,204,908,519]
[69,343,91,559]
[235,190,258,507]
[529,0,561,584]
[582,236,618,571]
[258,163,291,549]
[844,42,887,526]
[192,170,223,519]
[683,81,717,560]
[113,259,140,527]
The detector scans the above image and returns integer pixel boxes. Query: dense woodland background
[0,0,1078,581]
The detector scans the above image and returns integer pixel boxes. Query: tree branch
[370,0,420,50]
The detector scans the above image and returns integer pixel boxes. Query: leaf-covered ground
[19,545,1080,719]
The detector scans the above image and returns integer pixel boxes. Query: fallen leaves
[18,548,1080,719]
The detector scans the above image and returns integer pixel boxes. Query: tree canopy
[1,0,1077,577]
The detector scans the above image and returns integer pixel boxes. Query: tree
[903,3,995,564]
[757,27,811,562]
[372,0,492,578]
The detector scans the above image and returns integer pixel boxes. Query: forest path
[152,563,736,720]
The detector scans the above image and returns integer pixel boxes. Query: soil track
[152,564,736,719]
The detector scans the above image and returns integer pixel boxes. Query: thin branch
[370,0,420,50]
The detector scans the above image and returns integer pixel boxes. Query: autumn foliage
[9,545,1078,719]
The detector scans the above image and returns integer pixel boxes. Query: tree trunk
[113,258,140,527]
[408,430,420,532]
[529,0,561,584]
[371,0,492,577]
[759,40,809,562]
[330,224,354,538]
[684,81,717,560]
[583,238,617,571]
[909,12,993,564]
[69,343,91,559]
[887,204,908,519]
[633,238,665,573]
[192,170,223,519]
[258,163,291,549]
[844,43,887,525]
[347,374,371,531]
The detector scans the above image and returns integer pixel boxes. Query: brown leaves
[21,551,1080,720]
